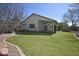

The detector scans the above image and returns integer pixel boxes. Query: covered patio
[38,20,55,32]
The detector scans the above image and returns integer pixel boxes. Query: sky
[23,3,70,22]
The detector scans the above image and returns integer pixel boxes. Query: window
[29,24,35,28]
[23,24,25,26]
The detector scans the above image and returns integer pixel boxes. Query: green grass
[6,32,79,56]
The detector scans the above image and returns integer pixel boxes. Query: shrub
[3,30,14,33]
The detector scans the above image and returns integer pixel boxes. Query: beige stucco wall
[23,14,54,32]
[23,15,38,31]
[38,20,44,31]
[34,14,52,22]
[34,14,54,32]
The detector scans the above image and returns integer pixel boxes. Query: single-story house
[21,13,58,32]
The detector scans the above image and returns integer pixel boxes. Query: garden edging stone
[3,39,25,56]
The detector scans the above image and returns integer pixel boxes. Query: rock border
[3,39,25,56]
[73,33,79,40]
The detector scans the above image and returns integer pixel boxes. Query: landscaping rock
[0,33,20,56]
[76,32,79,37]
[0,48,8,56]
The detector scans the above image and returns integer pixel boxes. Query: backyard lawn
[6,32,79,56]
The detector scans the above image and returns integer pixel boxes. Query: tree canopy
[63,3,79,26]
[0,3,24,33]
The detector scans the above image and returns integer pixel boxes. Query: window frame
[29,24,35,29]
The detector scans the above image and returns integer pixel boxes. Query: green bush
[3,30,14,33]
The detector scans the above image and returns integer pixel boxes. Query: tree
[62,3,79,31]
[0,3,24,33]
[58,22,64,31]
[63,3,79,26]
[58,22,70,32]
[63,9,78,26]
